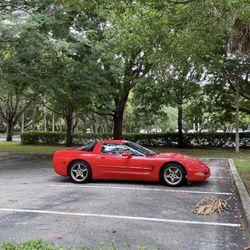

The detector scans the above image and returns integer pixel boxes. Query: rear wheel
[161,163,186,187]
[69,161,91,183]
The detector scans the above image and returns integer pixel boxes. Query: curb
[228,158,250,235]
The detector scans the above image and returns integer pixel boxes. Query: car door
[94,143,143,180]
[125,155,156,180]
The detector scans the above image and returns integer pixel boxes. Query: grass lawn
[0,142,68,153]
[0,142,249,194]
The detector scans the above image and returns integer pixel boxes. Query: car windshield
[75,141,97,152]
[124,142,157,156]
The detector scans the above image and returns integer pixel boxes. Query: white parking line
[0,208,240,228]
[208,167,226,169]
[49,184,233,196]
[210,177,230,179]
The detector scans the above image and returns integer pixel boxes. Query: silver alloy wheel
[70,162,89,182]
[164,166,183,186]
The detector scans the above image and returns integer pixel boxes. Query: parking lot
[0,153,249,249]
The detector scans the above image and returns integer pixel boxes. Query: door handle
[96,156,105,159]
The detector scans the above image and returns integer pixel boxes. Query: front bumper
[187,166,211,182]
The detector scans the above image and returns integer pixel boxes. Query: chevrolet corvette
[52,140,211,187]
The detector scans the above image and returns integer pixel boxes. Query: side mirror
[122,151,132,159]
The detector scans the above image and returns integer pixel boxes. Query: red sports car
[53,140,211,187]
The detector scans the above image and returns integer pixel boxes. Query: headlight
[195,172,206,176]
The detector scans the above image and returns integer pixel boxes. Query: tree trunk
[235,80,240,153]
[72,118,78,134]
[59,120,62,132]
[31,108,36,130]
[65,117,73,147]
[113,94,128,140]
[21,112,24,133]
[6,122,13,142]
[43,95,47,132]
[177,105,184,148]
[113,114,123,139]
[52,114,55,132]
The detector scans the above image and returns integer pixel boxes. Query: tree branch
[222,103,250,115]
[168,0,197,4]
[90,109,114,117]
[42,102,64,117]
[13,100,32,124]
[228,78,250,100]
[0,106,7,120]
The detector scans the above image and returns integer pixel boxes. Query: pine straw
[193,198,230,215]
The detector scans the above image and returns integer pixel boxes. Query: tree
[28,4,105,146]
[87,0,170,139]
[0,0,49,140]
[145,0,250,140]
[164,59,203,147]
[134,57,203,147]
[0,14,35,141]
[1,0,249,144]
[0,82,33,141]
[0,1,108,145]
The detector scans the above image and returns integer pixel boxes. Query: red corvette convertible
[53,140,211,187]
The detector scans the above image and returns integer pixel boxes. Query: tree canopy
[0,0,249,145]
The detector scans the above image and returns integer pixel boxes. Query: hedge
[73,133,113,145]
[20,131,112,145]
[20,131,250,148]
[125,132,250,148]
[21,131,65,145]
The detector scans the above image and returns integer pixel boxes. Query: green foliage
[1,239,61,250]
[20,131,113,145]
[21,131,65,145]
[126,132,250,148]
[73,133,113,144]
[0,0,249,142]
[183,93,236,131]
[1,239,159,250]
[20,130,250,148]
[123,105,177,133]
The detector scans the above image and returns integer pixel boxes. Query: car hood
[151,153,209,171]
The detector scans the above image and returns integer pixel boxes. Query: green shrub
[20,131,250,148]
[21,131,40,144]
[73,133,113,145]
[125,132,250,148]
[1,239,61,250]
[1,239,158,250]
[39,132,65,145]
[20,131,112,145]
[21,131,65,145]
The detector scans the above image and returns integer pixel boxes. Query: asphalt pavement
[0,153,249,249]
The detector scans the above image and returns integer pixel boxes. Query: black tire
[68,160,91,184]
[160,163,186,187]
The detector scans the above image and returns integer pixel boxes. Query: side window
[101,144,128,155]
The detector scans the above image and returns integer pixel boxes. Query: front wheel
[69,161,91,183]
[161,163,186,187]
